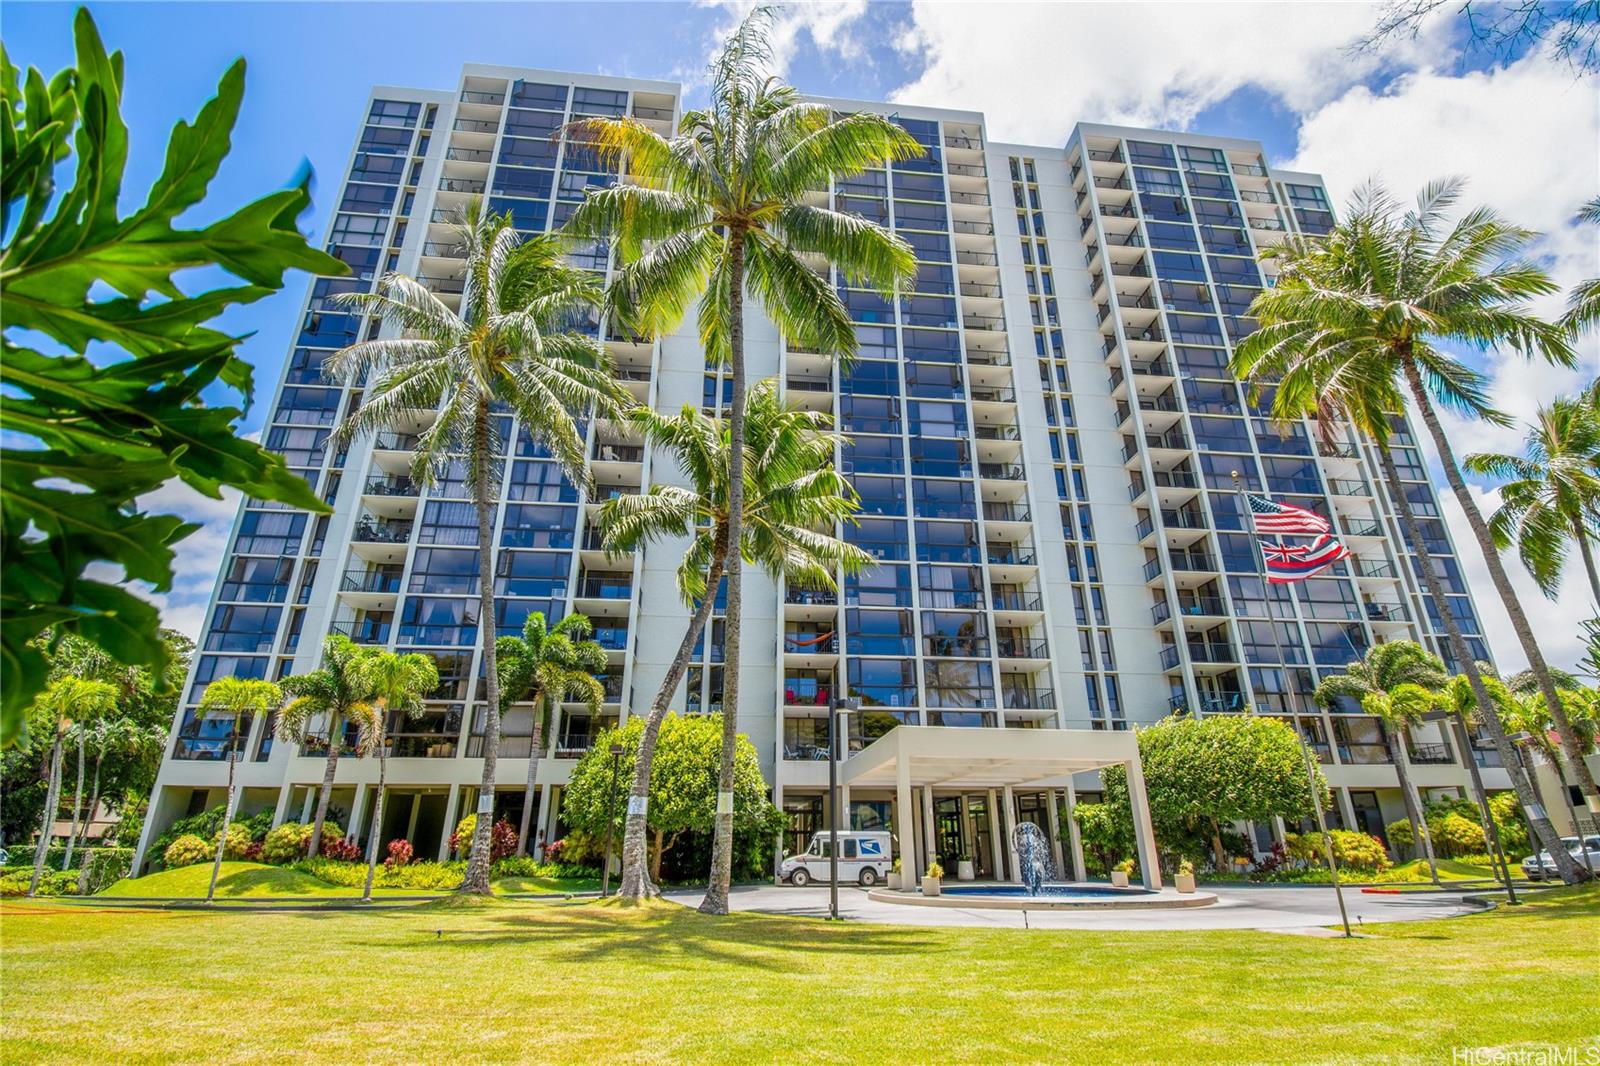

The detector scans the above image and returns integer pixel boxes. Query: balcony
[982,502,1031,523]
[986,545,1036,567]
[1326,478,1371,497]
[991,590,1044,612]
[439,178,486,195]
[577,575,633,601]
[591,442,644,463]
[1002,688,1055,710]
[365,475,420,497]
[459,89,505,106]
[1408,741,1454,765]
[443,147,492,164]
[417,275,465,295]
[372,431,423,451]
[341,570,402,594]
[452,118,498,134]
[1364,601,1410,623]
[351,516,413,544]
[978,463,1026,481]
[1338,743,1392,765]
[784,631,838,655]
[785,588,838,607]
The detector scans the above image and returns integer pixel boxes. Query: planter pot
[885,871,902,891]
[1110,870,1130,888]
[1175,872,1197,894]
[957,860,975,881]
[921,876,942,897]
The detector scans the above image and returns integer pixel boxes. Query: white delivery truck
[780,830,893,887]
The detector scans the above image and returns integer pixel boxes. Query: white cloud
[698,0,872,79]
[888,1,1448,143]
[127,480,241,640]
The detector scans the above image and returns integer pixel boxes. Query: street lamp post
[827,694,859,921]
[601,742,625,897]
[1509,731,1594,878]
[1423,709,1517,904]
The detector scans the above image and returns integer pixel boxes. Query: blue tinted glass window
[1145,221,1198,250]
[509,81,567,110]
[1126,140,1176,167]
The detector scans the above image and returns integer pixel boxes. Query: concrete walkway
[664,882,1493,931]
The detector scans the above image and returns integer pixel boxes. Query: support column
[1272,815,1288,847]
[1064,781,1086,881]
[404,793,421,842]
[533,782,553,857]
[298,787,314,823]
[439,784,461,862]
[958,795,974,873]
[921,784,937,876]
[772,783,785,886]
[1044,789,1066,878]
[1124,755,1164,890]
[348,783,370,846]
[999,785,1020,884]
[895,758,913,884]
[1337,787,1358,833]
[270,783,293,828]
[839,784,852,831]
[985,789,1004,880]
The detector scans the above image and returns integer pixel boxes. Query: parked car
[780,830,892,887]
[1520,835,1600,881]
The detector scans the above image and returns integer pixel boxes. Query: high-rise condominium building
[133,63,1511,881]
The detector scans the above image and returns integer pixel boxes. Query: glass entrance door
[934,796,964,870]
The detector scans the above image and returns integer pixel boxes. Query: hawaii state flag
[1261,534,1351,584]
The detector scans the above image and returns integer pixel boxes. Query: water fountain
[1011,822,1055,896]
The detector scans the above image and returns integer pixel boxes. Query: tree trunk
[62,730,86,871]
[651,829,663,883]
[1574,515,1600,608]
[617,534,729,901]
[363,734,388,903]
[463,399,503,894]
[1402,356,1600,845]
[28,731,64,897]
[516,694,547,856]
[701,231,747,916]
[1375,437,1584,882]
[76,758,104,895]
[1208,819,1226,871]
[1385,719,1439,882]
[308,711,342,859]
[205,734,240,903]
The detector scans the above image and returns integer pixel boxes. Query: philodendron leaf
[0,9,344,746]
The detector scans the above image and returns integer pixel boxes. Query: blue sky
[7,1,1598,668]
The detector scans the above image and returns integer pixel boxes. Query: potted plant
[1110,858,1134,888]
[1174,858,1197,894]
[957,853,975,881]
[922,860,944,897]
[887,857,902,891]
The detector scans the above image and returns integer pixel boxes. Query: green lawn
[93,861,599,899]
[3,885,1595,1063]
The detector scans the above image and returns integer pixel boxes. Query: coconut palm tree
[195,677,283,903]
[1465,387,1600,604]
[497,612,608,856]
[277,636,374,859]
[328,201,626,894]
[352,650,438,902]
[565,9,920,913]
[1315,642,1447,882]
[1233,179,1592,882]
[71,717,164,894]
[598,379,872,900]
[27,678,117,896]
[1564,197,1600,334]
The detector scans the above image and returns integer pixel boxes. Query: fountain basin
[867,883,1217,910]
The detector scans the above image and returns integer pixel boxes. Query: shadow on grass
[338,898,948,969]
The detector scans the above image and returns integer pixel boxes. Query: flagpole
[1235,471,1351,938]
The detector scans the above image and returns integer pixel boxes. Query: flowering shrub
[385,839,414,868]
[216,822,254,860]
[1286,830,1391,872]
[163,834,212,868]
[449,815,517,861]
[540,839,563,862]
[260,822,343,864]
[321,836,362,862]
[1432,813,1487,858]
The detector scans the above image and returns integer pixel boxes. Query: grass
[1384,858,1509,882]
[94,861,600,899]
[2,886,1595,1064]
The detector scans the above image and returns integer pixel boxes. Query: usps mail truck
[779,830,893,887]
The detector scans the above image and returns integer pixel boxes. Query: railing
[632,105,674,121]
[417,275,465,294]
[978,463,1026,481]
[372,431,423,451]
[784,377,832,393]
[593,626,629,650]
[974,424,1021,441]
[444,147,492,163]
[351,517,413,544]
[1343,518,1384,537]
[952,220,995,236]
[784,634,838,654]
[1339,743,1391,765]
[1365,602,1409,622]
[460,90,505,105]
[963,314,1005,332]
[947,162,987,178]
[1326,478,1371,496]
[591,443,644,463]
[996,638,1049,658]
[1087,148,1124,163]
[1232,162,1267,177]
[986,546,1037,566]
[982,503,1031,522]
[960,282,1002,299]
[1002,688,1055,710]
[1239,189,1276,204]
[439,178,486,194]
[785,588,838,606]
[328,620,391,644]
[949,191,990,206]
[422,241,467,258]
[1408,742,1454,765]
[1249,217,1287,232]
[955,250,998,267]
[1187,641,1237,664]
[341,570,402,594]
[554,734,599,759]
[364,475,420,497]
[991,591,1044,612]
[452,118,499,134]
[1169,551,1219,572]
[577,579,633,600]
[1099,202,1137,219]
[944,134,983,150]
[1354,559,1397,580]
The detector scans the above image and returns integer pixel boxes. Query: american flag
[1246,492,1331,535]
[1261,534,1351,584]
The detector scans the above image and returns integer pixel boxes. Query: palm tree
[497,612,607,856]
[27,678,117,896]
[329,202,626,894]
[72,717,164,894]
[565,9,920,913]
[1233,179,1592,882]
[598,379,872,900]
[195,677,283,903]
[1465,387,1600,604]
[1564,197,1600,334]
[277,636,374,859]
[352,651,438,902]
[1315,642,1446,881]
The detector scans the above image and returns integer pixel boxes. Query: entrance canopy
[841,725,1140,790]
[838,725,1163,890]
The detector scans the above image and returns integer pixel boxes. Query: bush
[149,806,276,868]
[1432,813,1487,858]
[293,858,465,891]
[384,839,413,868]
[490,856,598,881]
[449,815,518,861]
[321,836,362,863]
[259,821,344,865]
[1386,819,1414,854]
[1286,830,1391,873]
[216,823,254,860]
[0,870,79,897]
[163,834,212,868]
